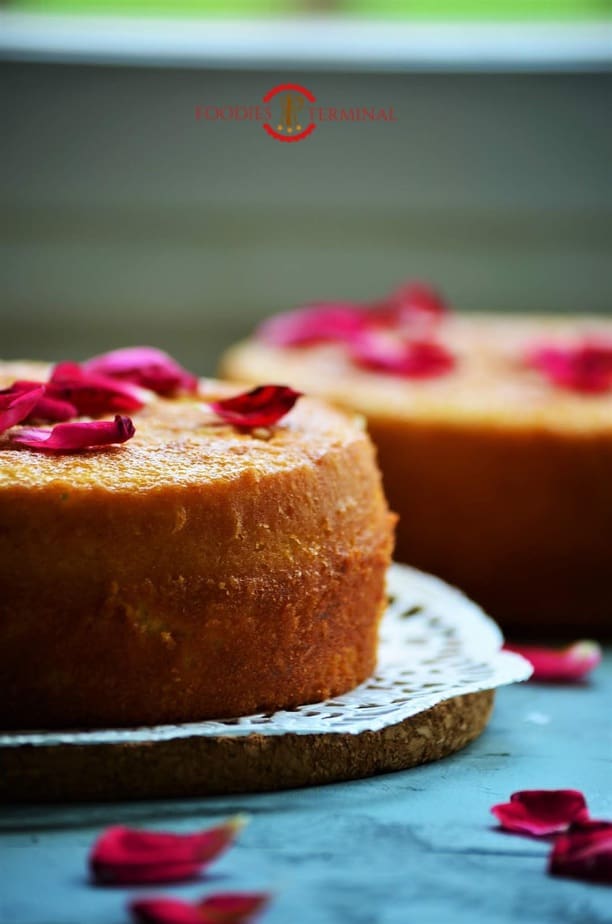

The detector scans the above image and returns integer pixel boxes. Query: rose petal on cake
[350,329,455,378]
[47,361,145,415]
[548,820,612,884]
[90,817,246,885]
[258,303,366,346]
[11,415,135,452]
[526,340,612,393]
[0,381,45,432]
[491,790,590,837]
[503,641,602,682]
[370,280,448,332]
[130,893,269,924]
[211,385,303,427]
[84,346,198,396]
[8,381,79,423]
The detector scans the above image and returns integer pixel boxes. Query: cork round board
[0,565,531,802]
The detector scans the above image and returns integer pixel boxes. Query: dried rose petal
[503,641,602,683]
[197,893,270,923]
[9,381,78,423]
[526,339,612,393]
[130,893,269,924]
[211,385,302,427]
[11,415,135,452]
[370,280,448,332]
[90,818,246,885]
[350,329,455,379]
[549,820,612,884]
[0,381,45,432]
[84,346,198,396]
[258,302,366,347]
[47,361,144,416]
[491,790,590,837]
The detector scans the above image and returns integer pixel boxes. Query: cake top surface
[0,362,364,492]
[223,313,612,433]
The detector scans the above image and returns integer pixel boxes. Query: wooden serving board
[0,690,494,802]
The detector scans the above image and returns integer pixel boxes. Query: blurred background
[1,0,611,373]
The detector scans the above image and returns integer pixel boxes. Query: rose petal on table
[84,346,198,396]
[130,897,207,924]
[130,892,269,924]
[503,641,602,682]
[258,303,366,347]
[0,381,45,432]
[350,329,455,378]
[210,385,302,427]
[90,817,247,885]
[525,339,612,393]
[491,789,590,837]
[549,820,612,884]
[11,415,135,452]
[47,361,145,415]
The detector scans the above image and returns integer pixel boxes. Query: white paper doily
[0,564,531,747]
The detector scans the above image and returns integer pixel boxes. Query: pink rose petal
[0,381,45,432]
[526,339,612,393]
[349,329,455,378]
[84,346,198,396]
[491,790,590,837]
[90,818,246,885]
[370,280,448,332]
[10,381,78,423]
[47,361,144,416]
[11,415,135,452]
[549,820,612,884]
[211,385,302,427]
[130,893,269,924]
[258,303,366,347]
[503,641,602,683]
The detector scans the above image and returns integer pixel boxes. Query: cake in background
[221,283,612,635]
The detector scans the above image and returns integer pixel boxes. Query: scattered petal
[47,361,144,416]
[11,416,135,452]
[90,818,246,885]
[130,898,203,924]
[258,303,366,347]
[211,385,302,428]
[549,820,612,884]
[0,381,44,432]
[526,339,612,393]
[503,641,602,683]
[491,790,590,837]
[350,329,455,378]
[197,893,270,923]
[130,893,269,924]
[84,346,198,396]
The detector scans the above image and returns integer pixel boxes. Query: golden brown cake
[0,362,395,730]
[222,313,612,636]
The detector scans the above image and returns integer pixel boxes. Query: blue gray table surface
[1,653,611,924]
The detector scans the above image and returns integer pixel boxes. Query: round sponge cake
[222,314,612,635]
[0,363,395,729]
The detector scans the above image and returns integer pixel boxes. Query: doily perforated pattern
[1,564,531,747]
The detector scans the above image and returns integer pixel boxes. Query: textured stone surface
[1,654,610,923]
